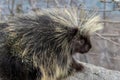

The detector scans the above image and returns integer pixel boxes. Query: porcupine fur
[0,7,103,80]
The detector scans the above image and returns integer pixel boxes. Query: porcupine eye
[72,36,92,54]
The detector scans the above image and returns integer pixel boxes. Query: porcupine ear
[66,27,78,42]
[69,27,78,38]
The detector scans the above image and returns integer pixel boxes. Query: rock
[66,62,120,80]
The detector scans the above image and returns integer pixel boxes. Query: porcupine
[0,7,103,80]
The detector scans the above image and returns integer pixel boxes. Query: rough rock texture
[66,62,120,80]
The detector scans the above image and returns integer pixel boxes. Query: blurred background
[0,0,120,71]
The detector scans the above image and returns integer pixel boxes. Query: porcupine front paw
[71,58,84,72]
[71,62,84,72]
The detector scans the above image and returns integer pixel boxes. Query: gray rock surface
[66,62,120,80]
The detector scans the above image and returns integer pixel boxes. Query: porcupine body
[0,7,103,80]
